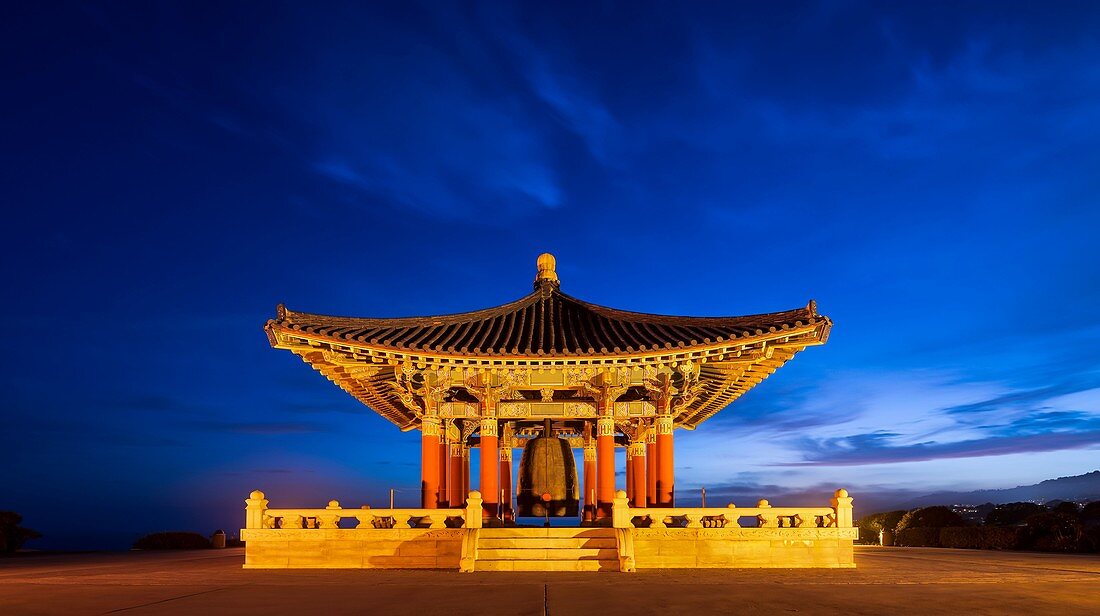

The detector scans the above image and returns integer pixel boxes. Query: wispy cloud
[183,421,332,435]
[680,371,1100,490]
[782,428,1100,467]
[945,382,1100,417]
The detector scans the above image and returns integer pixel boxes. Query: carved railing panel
[244,491,485,530]
[610,489,852,531]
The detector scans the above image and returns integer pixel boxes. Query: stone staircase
[474,527,619,572]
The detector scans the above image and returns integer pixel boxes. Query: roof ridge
[555,290,815,327]
[278,289,544,328]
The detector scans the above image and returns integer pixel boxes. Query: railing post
[428,514,448,529]
[465,491,483,529]
[355,505,373,529]
[756,499,775,528]
[319,500,341,528]
[612,490,630,528]
[245,490,268,529]
[832,488,853,528]
[723,503,739,528]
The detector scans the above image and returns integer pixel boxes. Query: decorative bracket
[577,370,631,413]
[389,367,452,417]
[459,419,478,444]
[644,363,701,415]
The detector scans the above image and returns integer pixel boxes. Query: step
[474,559,619,572]
[477,548,618,561]
[478,537,617,550]
[477,528,615,539]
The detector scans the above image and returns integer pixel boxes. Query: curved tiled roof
[268,268,824,357]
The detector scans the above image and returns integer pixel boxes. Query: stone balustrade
[611,488,853,530]
[610,489,856,569]
[244,490,484,530]
[242,490,484,569]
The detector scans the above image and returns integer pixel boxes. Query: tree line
[858,501,1100,553]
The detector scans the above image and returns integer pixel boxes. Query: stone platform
[241,489,856,571]
[2,547,1098,615]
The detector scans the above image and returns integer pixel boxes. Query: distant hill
[902,470,1100,508]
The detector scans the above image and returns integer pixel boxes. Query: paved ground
[1,546,1098,615]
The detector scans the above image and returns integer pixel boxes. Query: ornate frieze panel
[497,368,530,388]
[497,402,530,418]
[441,402,477,418]
[564,402,598,417]
[564,367,591,387]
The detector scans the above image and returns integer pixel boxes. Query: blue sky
[2,1,1099,548]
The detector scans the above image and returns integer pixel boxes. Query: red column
[630,441,647,507]
[438,436,449,508]
[448,443,464,507]
[596,416,615,519]
[655,415,674,506]
[625,446,635,504]
[582,440,596,522]
[421,417,441,509]
[479,418,499,520]
[499,447,513,522]
[646,425,657,507]
[582,422,596,522]
[462,445,470,499]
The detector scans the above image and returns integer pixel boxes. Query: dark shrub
[940,527,983,549]
[1051,501,1080,516]
[896,527,942,547]
[909,526,1025,550]
[980,526,1023,550]
[1024,513,1083,552]
[856,510,908,544]
[896,506,967,533]
[133,532,211,550]
[1080,501,1100,524]
[856,526,878,545]
[1082,526,1100,553]
[0,512,41,554]
[985,502,1047,526]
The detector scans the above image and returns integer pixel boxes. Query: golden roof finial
[535,252,559,287]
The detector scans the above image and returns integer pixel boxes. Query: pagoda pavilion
[263,254,832,525]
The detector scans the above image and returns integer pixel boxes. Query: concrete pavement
[1,546,1098,615]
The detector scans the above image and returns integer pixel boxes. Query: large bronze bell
[516,419,579,517]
